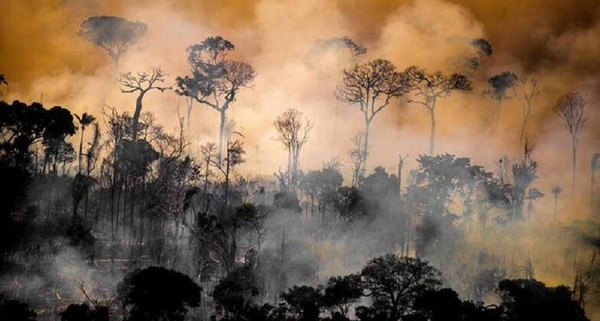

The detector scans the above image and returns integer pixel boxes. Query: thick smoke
[2,0,600,319]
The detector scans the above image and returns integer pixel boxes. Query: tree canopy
[78,16,147,68]
[361,254,442,321]
[117,266,201,321]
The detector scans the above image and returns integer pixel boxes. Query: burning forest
[1,1,599,321]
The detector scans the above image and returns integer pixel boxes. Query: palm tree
[74,113,96,173]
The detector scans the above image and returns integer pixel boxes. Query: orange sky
[1,0,599,204]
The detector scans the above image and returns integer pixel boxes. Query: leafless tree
[554,92,588,192]
[336,59,409,173]
[119,67,170,141]
[405,66,472,155]
[512,77,539,147]
[175,36,256,164]
[274,108,312,192]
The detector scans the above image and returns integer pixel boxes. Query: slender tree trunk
[592,171,596,214]
[494,99,502,131]
[519,102,531,148]
[554,193,558,222]
[132,91,147,141]
[291,147,300,192]
[186,98,193,134]
[288,148,293,191]
[572,138,577,193]
[218,110,226,164]
[363,116,370,175]
[78,127,85,174]
[429,108,436,155]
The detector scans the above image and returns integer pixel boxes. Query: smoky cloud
[2,0,600,319]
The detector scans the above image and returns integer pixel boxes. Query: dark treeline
[1,13,599,321]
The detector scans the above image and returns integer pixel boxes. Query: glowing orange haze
[1,0,599,212]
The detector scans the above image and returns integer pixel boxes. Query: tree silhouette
[465,38,493,74]
[0,100,76,169]
[274,108,312,192]
[483,71,518,129]
[0,294,36,321]
[322,274,364,318]
[299,163,344,216]
[119,67,169,140]
[212,265,260,319]
[117,266,201,321]
[405,66,472,155]
[175,36,256,163]
[78,16,147,70]
[348,132,368,187]
[74,113,96,174]
[361,254,441,321]
[281,285,323,321]
[510,148,539,221]
[512,77,539,146]
[552,185,562,222]
[60,303,109,321]
[554,92,588,192]
[336,59,409,173]
[498,279,588,321]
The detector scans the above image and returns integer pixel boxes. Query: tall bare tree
[175,36,256,164]
[554,92,588,192]
[405,66,472,155]
[78,16,147,71]
[336,59,409,173]
[274,108,312,192]
[119,67,169,141]
[513,77,539,147]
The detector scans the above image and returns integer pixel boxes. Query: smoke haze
[2,0,600,319]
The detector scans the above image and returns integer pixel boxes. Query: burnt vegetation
[0,14,599,321]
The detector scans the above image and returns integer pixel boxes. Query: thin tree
[551,185,562,222]
[74,113,96,174]
[483,71,518,129]
[119,67,169,141]
[175,36,256,164]
[405,66,472,155]
[348,131,367,187]
[512,77,539,147]
[335,59,409,173]
[78,16,147,71]
[554,92,588,192]
[274,108,312,192]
